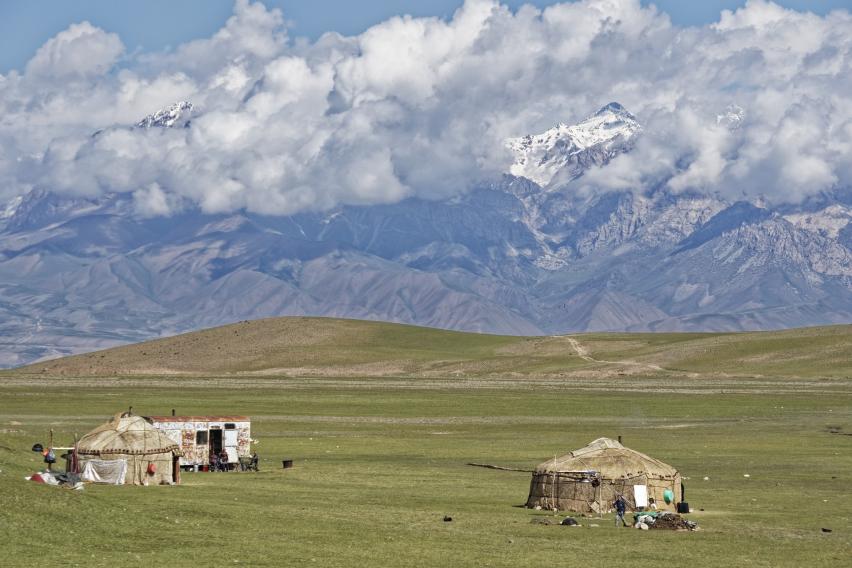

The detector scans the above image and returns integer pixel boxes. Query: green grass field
[1,320,851,567]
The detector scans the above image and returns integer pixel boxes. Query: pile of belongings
[633,511,698,531]
[25,470,84,490]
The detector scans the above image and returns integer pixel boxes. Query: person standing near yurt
[613,494,628,527]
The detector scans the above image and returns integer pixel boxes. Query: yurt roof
[77,413,181,456]
[534,437,678,479]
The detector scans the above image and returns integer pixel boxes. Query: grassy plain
[1,320,851,567]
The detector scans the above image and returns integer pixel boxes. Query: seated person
[209,452,219,471]
[219,451,229,471]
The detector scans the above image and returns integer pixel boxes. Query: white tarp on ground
[81,459,127,484]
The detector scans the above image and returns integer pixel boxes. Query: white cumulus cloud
[0,0,850,215]
[25,21,124,79]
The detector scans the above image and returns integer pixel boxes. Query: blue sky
[2,0,851,72]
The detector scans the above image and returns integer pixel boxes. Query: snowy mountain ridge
[506,102,641,186]
[784,205,852,239]
[135,101,194,128]
[0,195,23,220]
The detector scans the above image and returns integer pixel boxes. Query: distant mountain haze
[1,101,850,368]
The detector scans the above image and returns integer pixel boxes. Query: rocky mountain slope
[1,102,850,367]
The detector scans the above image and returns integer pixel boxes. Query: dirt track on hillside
[565,336,666,373]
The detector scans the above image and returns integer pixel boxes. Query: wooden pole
[48,429,54,471]
[597,481,602,518]
[465,463,533,472]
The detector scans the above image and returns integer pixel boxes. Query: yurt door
[224,428,238,463]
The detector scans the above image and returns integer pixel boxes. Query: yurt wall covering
[526,438,682,513]
[76,413,182,485]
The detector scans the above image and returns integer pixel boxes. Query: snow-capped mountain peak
[716,104,744,130]
[506,102,641,187]
[0,194,23,220]
[135,101,194,128]
[784,204,852,239]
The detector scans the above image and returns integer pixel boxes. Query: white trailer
[146,415,251,470]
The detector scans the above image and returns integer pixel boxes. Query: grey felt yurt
[76,413,182,485]
[526,438,682,513]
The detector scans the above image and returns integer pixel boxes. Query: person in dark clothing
[613,495,629,527]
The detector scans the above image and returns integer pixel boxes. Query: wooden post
[47,429,54,471]
[597,483,602,518]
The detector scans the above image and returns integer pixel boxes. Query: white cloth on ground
[41,471,60,485]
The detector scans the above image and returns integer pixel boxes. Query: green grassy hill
[8,317,852,378]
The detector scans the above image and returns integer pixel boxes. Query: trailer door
[224,427,238,463]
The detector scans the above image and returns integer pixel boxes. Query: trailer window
[196,430,208,445]
[224,423,236,429]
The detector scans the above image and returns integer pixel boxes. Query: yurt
[526,438,682,513]
[76,413,182,485]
